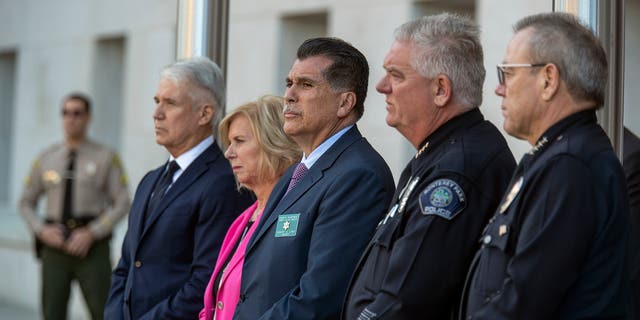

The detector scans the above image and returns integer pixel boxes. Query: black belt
[45,215,96,231]
[34,215,105,258]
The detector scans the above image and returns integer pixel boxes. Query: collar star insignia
[415,142,429,159]
[528,137,548,155]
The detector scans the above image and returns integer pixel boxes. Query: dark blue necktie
[146,161,180,220]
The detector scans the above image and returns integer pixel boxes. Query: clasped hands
[37,225,95,258]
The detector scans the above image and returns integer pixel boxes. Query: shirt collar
[301,125,353,169]
[64,139,90,154]
[415,108,484,159]
[168,136,214,180]
[528,109,597,156]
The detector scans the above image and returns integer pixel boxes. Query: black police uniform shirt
[342,108,516,320]
[623,128,640,319]
[464,110,630,319]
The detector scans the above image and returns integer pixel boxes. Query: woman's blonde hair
[219,95,301,188]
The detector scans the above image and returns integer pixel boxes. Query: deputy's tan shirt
[19,140,131,239]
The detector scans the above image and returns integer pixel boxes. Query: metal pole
[208,0,229,81]
[175,0,229,80]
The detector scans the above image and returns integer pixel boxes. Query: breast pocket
[473,215,512,297]
[363,222,397,293]
[76,167,103,197]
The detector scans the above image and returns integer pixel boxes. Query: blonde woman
[199,95,301,320]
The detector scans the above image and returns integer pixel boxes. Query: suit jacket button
[217,301,224,309]
[134,260,142,268]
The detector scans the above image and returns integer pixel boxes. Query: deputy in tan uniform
[19,93,130,320]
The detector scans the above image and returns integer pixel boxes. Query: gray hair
[514,12,607,108]
[395,13,485,109]
[160,56,226,134]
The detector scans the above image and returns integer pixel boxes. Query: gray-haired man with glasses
[496,63,546,86]
[462,12,630,319]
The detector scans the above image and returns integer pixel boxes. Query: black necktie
[146,161,180,220]
[62,150,76,224]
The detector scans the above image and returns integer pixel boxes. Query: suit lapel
[129,168,163,255]
[140,143,220,237]
[246,125,363,253]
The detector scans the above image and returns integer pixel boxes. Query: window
[277,12,328,94]
[0,51,16,204]
[91,36,126,151]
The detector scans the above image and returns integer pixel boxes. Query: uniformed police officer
[19,93,130,320]
[462,12,630,319]
[342,13,516,320]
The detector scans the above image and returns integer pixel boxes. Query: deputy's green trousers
[40,239,111,320]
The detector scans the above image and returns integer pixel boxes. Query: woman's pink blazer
[199,201,258,320]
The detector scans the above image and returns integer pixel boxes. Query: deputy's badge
[419,179,466,220]
[398,177,420,214]
[499,176,523,214]
[86,162,97,176]
[43,170,61,184]
[275,213,300,237]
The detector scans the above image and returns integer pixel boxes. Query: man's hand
[65,227,95,258]
[37,224,65,249]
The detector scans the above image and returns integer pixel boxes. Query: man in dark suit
[233,37,395,320]
[105,57,253,320]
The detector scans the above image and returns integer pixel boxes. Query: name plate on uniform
[275,213,300,237]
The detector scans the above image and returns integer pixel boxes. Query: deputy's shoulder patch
[419,178,466,220]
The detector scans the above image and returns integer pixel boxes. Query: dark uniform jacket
[464,110,630,319]
[624,127,640,320]
[342,108,516,320]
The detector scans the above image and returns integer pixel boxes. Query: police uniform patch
[419,179,466,220]
[113,155,129,185]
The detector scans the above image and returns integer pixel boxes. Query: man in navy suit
[105,57,253,320]
[232,38,395,320]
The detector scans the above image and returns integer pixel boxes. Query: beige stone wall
[2,0,594,317]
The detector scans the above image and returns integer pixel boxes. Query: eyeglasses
[61,110,86,117]
[496,63,547,85]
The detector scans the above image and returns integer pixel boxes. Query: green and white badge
[275,213,300,237]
